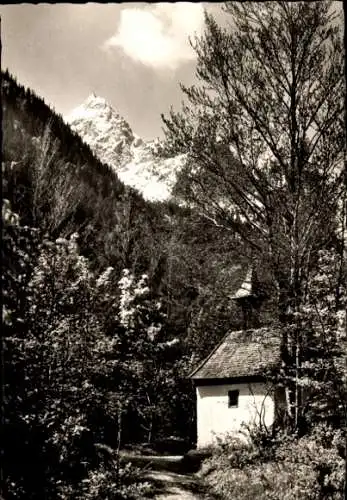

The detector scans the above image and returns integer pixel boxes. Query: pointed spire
[231,266,253,300]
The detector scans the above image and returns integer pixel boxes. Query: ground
[121,448,218,499]
[145,470,216,500]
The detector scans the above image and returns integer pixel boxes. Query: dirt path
[146,470,212,500]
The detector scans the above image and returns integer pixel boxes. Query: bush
[202,460,319,500]
[183,448,214,473]
[274,425,345,499]
[200,425,345,500]
[56,462,153,500]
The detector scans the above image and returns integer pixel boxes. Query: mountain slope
[65,95,186,201]
[1,69,168,275]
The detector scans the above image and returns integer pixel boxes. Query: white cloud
[102,3,205,70]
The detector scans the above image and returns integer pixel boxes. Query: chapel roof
[190,327,281,381]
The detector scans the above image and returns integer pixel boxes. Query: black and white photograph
[1,2,346,499]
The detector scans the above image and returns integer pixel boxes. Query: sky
[0,2,224,140]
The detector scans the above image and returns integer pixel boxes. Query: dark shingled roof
[190,327,281,380]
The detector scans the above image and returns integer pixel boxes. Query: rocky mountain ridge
[65,94,186,201]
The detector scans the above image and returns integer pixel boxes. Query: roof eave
[192,374,270,386]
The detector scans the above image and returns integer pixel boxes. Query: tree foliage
[2,205,194,498]
[163,0,344,301]
[162,0,346,429]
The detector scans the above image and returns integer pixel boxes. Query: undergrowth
[199,424,345,500]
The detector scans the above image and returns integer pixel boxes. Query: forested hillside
[2,69,245,499]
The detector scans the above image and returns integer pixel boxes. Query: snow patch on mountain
[65,94,186,201]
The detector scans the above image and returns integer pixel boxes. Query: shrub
[274,425,345,499]
[56,462,153,500]
[200,425,345,500]
[183,447,214,473]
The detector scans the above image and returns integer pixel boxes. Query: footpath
[146,469,213,499]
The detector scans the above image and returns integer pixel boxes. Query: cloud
[102,3,205,70]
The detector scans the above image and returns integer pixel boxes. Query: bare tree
[162,1,345,428]
[31,122,86,236]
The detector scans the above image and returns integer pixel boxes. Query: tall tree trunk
[115,406,122,488]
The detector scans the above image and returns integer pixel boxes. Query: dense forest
[2,67,246,499]
[2,2,347,499]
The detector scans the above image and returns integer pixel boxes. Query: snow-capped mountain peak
[67,93,115,121]
[65,95,186,201]
[65,94,140,167]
